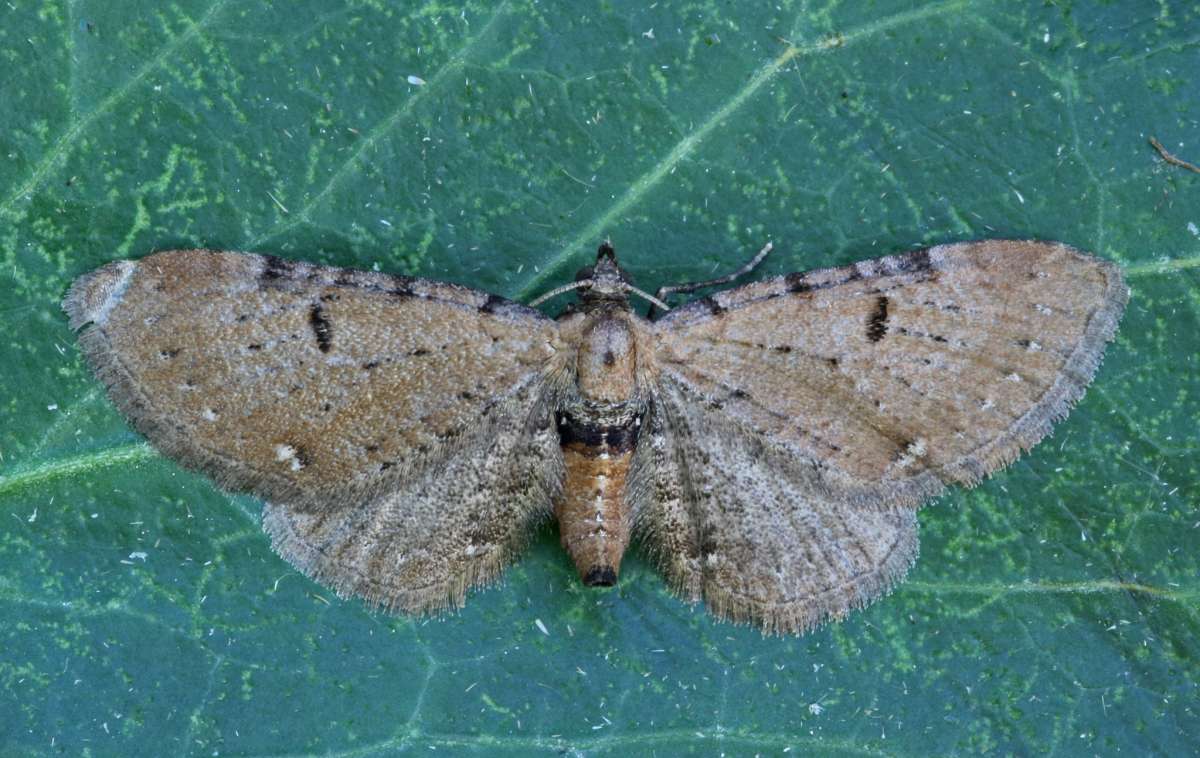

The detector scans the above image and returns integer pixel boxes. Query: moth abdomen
[554,406,644,586]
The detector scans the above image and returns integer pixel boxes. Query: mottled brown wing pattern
[654,240,1127,505]
[262,384,563,613]
[64,249,563,612]
[634,384,919,634]
[642,240,1126,632]
[63,240,1127,631]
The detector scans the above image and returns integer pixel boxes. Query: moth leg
[648,241,773,319]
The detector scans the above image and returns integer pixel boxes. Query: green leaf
[2,0,1197,754]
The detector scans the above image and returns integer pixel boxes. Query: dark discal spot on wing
[555,412,640,454]
[308,304,333,353]
[867,295,890,342]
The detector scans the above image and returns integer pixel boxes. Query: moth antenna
[622,284,672,312]
[648,241,774,318]
[528,279,593,307]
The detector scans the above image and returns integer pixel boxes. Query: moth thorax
[576,315,636,403]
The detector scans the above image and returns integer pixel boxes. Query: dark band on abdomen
[555,411,641,454]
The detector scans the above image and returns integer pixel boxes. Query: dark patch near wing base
[867,295,890,342]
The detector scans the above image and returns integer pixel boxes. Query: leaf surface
[1,1,1197,754]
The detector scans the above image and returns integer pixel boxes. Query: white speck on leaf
[535,618,549,636]
[407,75,426,86]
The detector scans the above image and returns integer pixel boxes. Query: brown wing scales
[633,382,919,634]
[64,249,564,613]
[64,249,559,510]
[655,240,1127,501]
[64,240,1126,632]
[640,240,1126,632]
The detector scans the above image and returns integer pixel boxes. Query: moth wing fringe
[699,511,919,636]
[938,256,1127,488]
[262,503,553,616]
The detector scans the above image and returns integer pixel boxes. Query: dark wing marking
[65,249,565,612]
[654,240,1127,509]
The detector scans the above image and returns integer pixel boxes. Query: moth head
[575,241,632,301]
[530,241,669,312]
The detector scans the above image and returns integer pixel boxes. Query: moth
[63,239,1126,634]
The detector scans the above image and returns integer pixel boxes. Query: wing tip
[941,249,1128,489]
[63,259,137,331]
